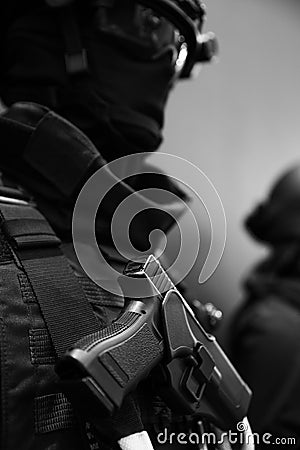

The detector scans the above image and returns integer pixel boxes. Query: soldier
[231,165,300,449]
[0,1,217,449]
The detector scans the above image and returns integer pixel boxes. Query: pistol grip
[56,303,163,418]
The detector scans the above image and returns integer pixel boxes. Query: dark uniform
[0,1,217,449]
[231,166,300,449]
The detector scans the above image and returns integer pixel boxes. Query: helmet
[245,165,300,244]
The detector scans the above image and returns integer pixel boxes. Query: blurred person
[0,1,219,450]
[231,165,300,449]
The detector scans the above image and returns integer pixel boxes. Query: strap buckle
[65,48,89,76]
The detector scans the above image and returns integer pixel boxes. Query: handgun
[56,255,251,431]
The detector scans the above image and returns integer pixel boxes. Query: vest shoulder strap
[0,194,101,358]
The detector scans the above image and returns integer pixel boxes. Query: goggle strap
[58,5,89,76]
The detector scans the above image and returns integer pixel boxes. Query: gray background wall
[159,0,300,342]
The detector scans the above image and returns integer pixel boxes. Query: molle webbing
[34,392,75,434]
[0,200,101,358]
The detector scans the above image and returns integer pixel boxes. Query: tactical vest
[0,188,123,450]
[0,101,189,450]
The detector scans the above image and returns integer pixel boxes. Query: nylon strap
[58,5,89,76]
[0,200,101,358]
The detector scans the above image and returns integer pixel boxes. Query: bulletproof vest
[0,187,121,450]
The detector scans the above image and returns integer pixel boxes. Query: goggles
[89,0,217,79]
